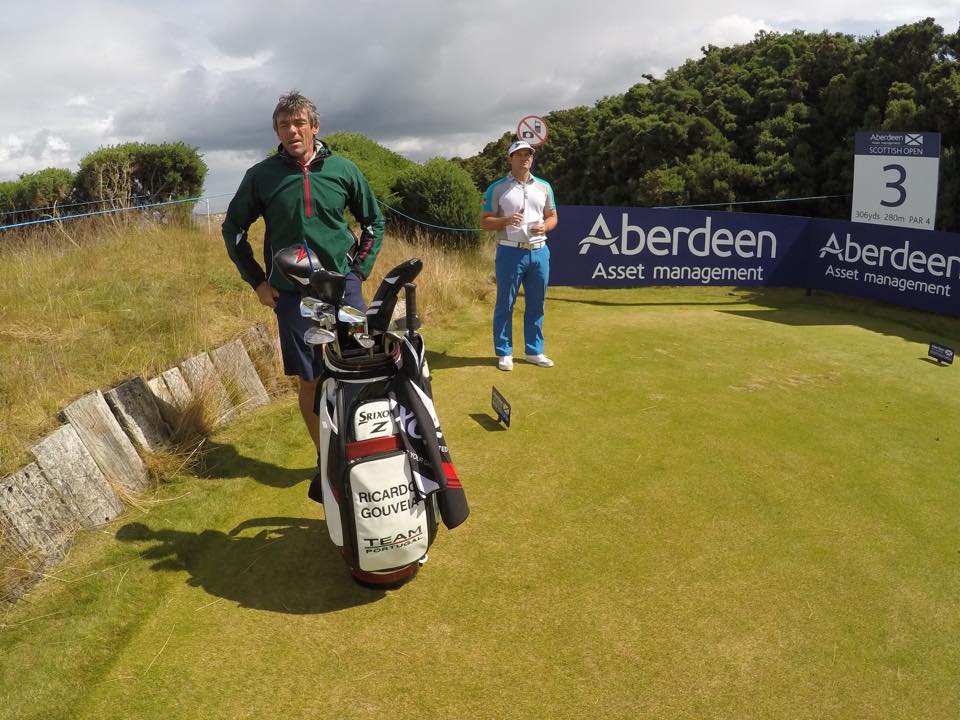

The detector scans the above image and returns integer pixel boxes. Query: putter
[404,282,421,341]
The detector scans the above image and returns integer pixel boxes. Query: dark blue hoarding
[805,219,960,315]
[549,205,960,316]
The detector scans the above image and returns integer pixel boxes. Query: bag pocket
[348,450,431,572]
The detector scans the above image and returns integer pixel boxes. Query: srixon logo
[357,408,392,434]
[362,526,423,553]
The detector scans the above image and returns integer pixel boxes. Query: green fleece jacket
[222,141,384,292]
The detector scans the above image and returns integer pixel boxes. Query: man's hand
[254,281,279,309]
[507,211,524,227]
[529,222,546,235]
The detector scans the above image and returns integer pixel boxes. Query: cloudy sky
[1,1,957,212]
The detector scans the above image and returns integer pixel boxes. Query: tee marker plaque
[492,386,511,428]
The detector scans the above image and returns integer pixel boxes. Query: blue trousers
[493,244,550,357]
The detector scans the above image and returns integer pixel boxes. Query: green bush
[74,143,207,223]
[390,158,482,244]
[132,142,207,201]
[0,180,20,225]
[0,169,76,225]
[74,146,135,206]
[324,132,414,207]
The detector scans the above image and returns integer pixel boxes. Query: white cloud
[703,15,775,46]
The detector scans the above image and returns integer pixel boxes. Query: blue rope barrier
[376,198,482,233]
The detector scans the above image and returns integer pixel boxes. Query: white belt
[499,239,545,250]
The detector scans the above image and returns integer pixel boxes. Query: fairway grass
[1,286,959,719]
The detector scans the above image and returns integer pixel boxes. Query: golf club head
[300,297,336,325]
[337,305,367,326]
[335,305,373,353]
[303,326,337,346]
[300,296,323,318]
[309,269,347,306]
[274,244,322,294]
[366,258,423,332]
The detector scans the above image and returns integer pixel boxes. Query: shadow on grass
[550,285,960,346]
[548,293,752,307]
[920,357,953,367]
[426,349,496,371]
[469,413,506,432]
[196,440,311,489]
[116,516,385,613]
[721,287,960,346]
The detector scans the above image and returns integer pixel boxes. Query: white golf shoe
[524,354,555,367]
[497,356,514,371]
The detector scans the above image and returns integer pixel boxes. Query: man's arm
[222,170,267,289]
[346,166,384,280]
[529,208,558,236]
[480,211,523,231]
[222,170,277,308]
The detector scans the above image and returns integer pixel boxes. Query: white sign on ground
[851,131,940,231]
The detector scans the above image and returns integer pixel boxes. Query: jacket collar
[277,139,332,167]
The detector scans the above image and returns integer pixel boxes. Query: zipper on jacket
[301,162,312,217]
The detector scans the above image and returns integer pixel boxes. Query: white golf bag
[273,246,468,588]
[318,345,441,586]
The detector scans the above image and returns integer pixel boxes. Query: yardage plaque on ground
[851,131,940,231]
[492,386,511,427]
[928,342,954,365]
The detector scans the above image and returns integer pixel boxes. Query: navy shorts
[275,271,367,380]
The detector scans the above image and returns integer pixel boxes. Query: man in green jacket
[222,90,384,476]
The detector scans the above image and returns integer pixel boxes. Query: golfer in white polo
[480,140,559,371]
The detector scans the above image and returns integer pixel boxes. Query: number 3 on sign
[881,164,906,207]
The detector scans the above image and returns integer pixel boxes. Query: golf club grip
[404,283,419,337]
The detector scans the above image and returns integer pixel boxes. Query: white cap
[508,140,536,156]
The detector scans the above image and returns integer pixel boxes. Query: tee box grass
[1,285,959,719]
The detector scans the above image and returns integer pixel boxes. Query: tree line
[0,142,207,227]
[459,18,960,232]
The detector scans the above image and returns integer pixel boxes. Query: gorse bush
[74,146,136,206]
[391,158,482,245]
[324,131,415,208]
[13,169,75,218]
[74,142,207,224]
[0,143,207,230]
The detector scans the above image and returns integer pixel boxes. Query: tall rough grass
[0,216,495,477]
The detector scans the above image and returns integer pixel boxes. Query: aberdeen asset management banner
[549,205,960,317]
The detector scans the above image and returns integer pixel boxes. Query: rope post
[205,199,211,236]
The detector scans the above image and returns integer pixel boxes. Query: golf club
[366,258,423,333]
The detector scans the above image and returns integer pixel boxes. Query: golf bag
[274,246,469,586]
